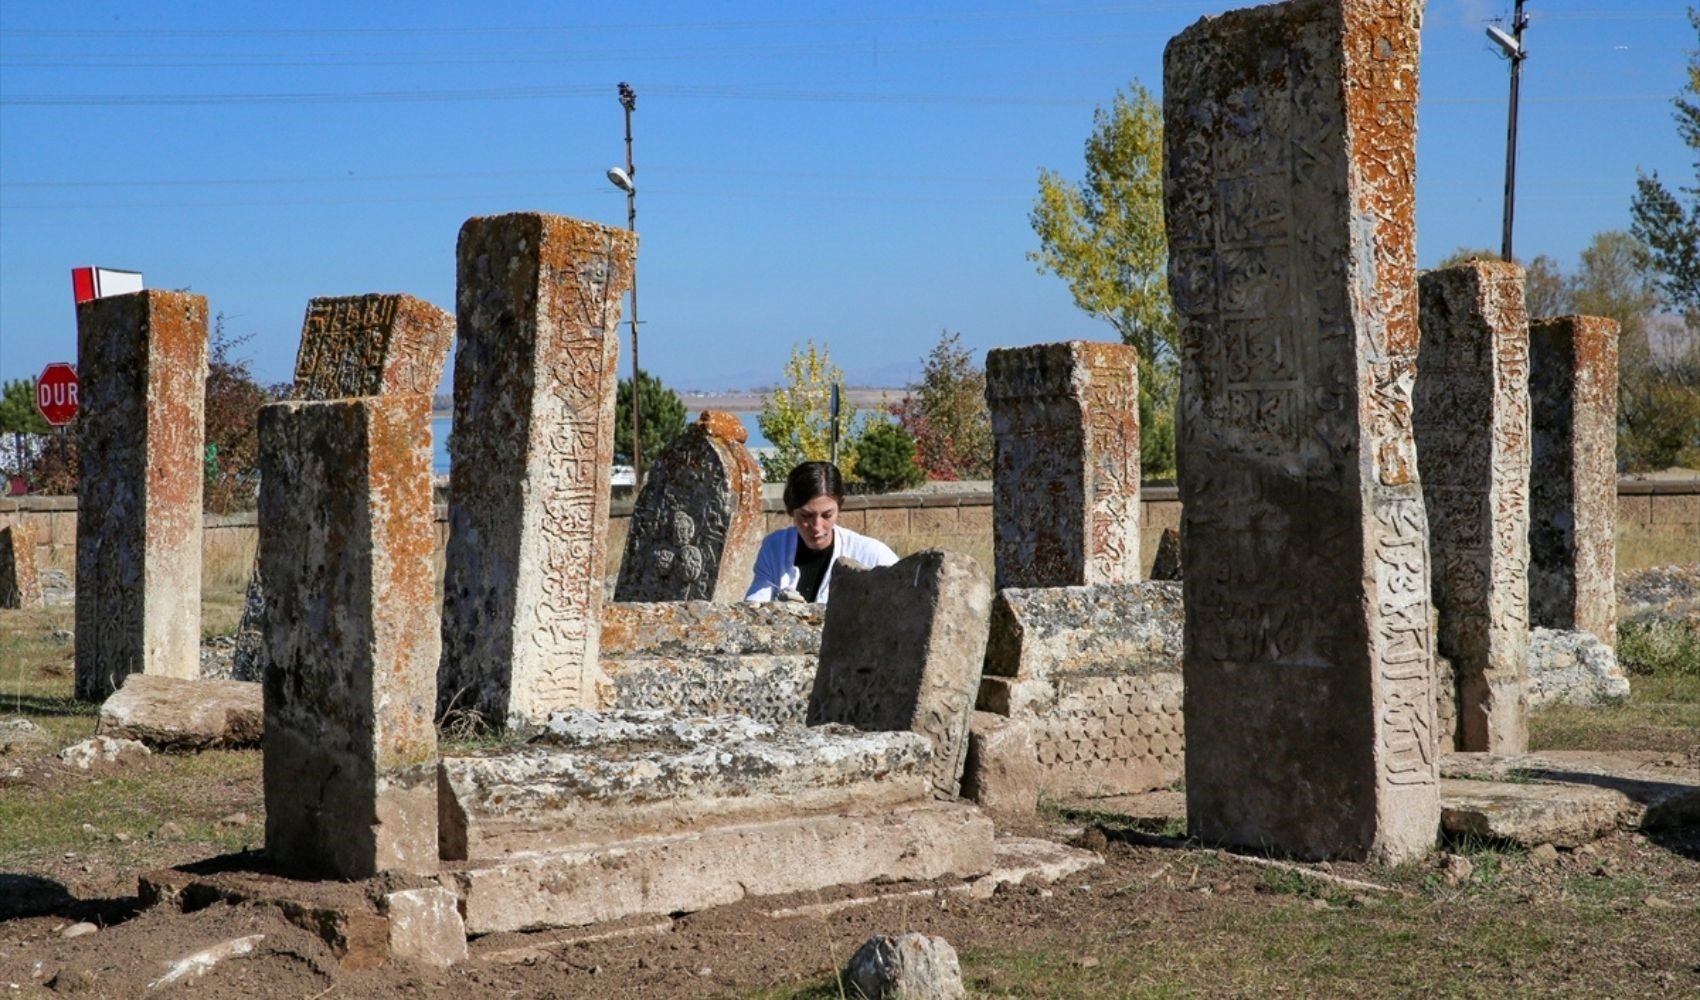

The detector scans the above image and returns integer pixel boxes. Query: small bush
[1616,617,1700,678]
[855,421,925,493]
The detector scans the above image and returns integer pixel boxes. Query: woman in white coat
[745,461,899,603]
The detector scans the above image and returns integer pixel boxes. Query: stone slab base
[139,863,412,969]
[445,801,996,936]
[98,675,262,750]
[441,711,933,859]
[1439,780,1631,848]
[1440,751,1700,831]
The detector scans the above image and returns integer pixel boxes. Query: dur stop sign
[36,362,79,426]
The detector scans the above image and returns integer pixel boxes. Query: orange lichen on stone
[698,409,748,444]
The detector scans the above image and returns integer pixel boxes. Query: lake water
[431,412,770,474]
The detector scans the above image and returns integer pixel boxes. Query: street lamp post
[611,81,642,489]
[1488,2,1529,262]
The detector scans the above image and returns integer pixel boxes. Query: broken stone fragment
[844,933,966,1000]
[57,736,151,770]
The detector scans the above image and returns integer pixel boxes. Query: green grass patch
[0,749,263,861]
[1618,616,1700,678]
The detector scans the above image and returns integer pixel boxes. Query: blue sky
[0,1,1690,392]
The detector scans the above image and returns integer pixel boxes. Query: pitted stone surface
[439,212,636,728]
[616,410,764,603]
[1415,262,1532,754]
[599,601,825,722]
[808,550,993,798]
[979,582,1184,797]
[1530,315,1619,646]
[231,293,455,682]
[439,709,933,858]
[0,523,42,609]
[1164,0,1438,861]
[447,801,994,935]
[960,712,1040,816]
[75,290,207,701]
[986,341,1140,589]
[259,394,439,878]
[1526,627,1630,708]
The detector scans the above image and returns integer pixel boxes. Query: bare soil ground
[3,594,1698,998]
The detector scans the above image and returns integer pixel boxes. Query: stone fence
[2,477,1694,589]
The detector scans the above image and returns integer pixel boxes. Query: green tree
[855,420,925,493]
[893,330,991,481]
[1029,81,1177,480]
[1630,7,1700,324]
[757,341,863,481]
[0,378,50,478]
[614,369,687,467]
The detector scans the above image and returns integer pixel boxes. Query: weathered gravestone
[615,409,764,602]
[807,550,993,797]
[1529,315,1619,646]
[1163,0,1438,861]
[231,293,455,681]
[0,523,43,610]
[1415,261,1532,754]
[75,291,207,701]
[438,213,635,729]
[985,341,1141,589]
[258,393,439,878]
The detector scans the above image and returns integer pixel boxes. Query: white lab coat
[743,525,900,603]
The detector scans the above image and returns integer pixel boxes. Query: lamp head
[606,167,635,193]
[1486,25,1524,59]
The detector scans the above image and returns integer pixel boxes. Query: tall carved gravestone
[75,291,207,701]
[0,524,43,610]
[808,550,993,798]
[439,213,635,728]
[231,294,455,681]
[615,410,765,602]
[1164,0,1438,861]
[985,341,1141,589]
[1415,262,1531,754]
[258,394,439,878]
[1529,316,1619,646]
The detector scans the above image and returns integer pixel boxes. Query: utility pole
[1489,1,1529,261]
[618,81,642,489]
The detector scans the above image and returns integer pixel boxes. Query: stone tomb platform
[439,709,935,858]
[438,708,994,935]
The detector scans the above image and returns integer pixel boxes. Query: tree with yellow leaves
[756,341,864,481]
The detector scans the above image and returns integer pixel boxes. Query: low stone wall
[2,476,1692,589]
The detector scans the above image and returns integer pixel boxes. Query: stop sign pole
[36,362,79,427]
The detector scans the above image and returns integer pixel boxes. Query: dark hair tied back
[783,461,844,513]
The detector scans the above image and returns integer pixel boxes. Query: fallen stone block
[846,933,966,1000]
[980,582,1184,798]
[439,710,933,859]
[98,674,262,750]
[960,712,1039,817]
[809,550,993,798]
[1440,779,1631,848]
[598,600,824,723]
[1441,751,1700,831]
[1527,627,1630,709]
[446,801,995,936]
[383,887,467,968]
[0,717,48,754]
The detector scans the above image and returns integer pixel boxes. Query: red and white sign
[36,363,79,427]
[71,266,144,305]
